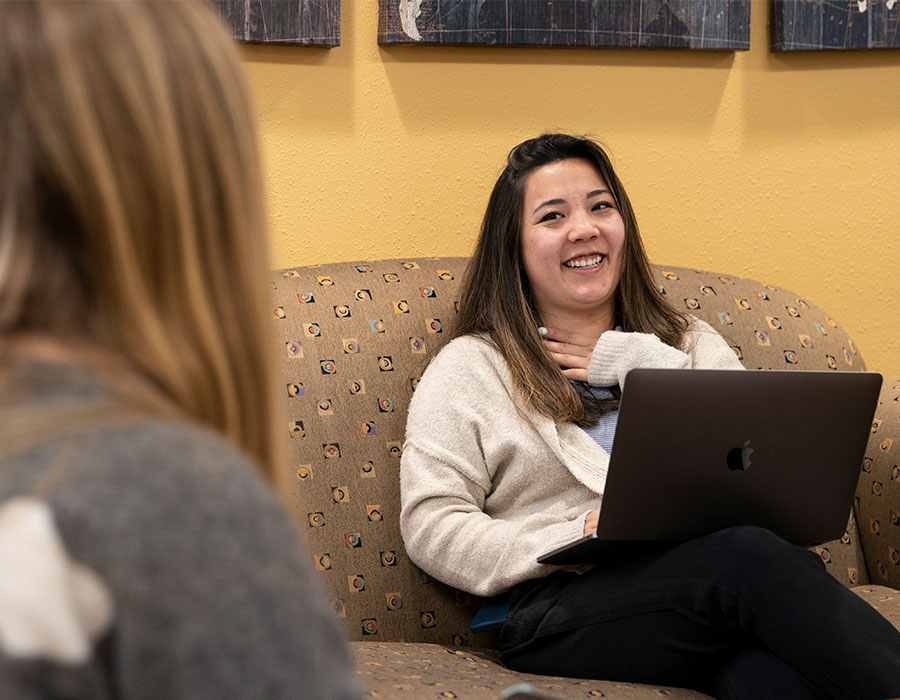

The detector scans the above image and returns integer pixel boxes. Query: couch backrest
[270,258,870,646]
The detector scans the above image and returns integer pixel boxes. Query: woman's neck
[538,310,616,341]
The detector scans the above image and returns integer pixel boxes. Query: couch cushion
[852,584,900,631]
[351,641,711,699]
[350,586,898,698]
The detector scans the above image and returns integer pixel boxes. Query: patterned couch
[270,257,900,699]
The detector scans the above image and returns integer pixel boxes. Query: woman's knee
[699,526,824,580]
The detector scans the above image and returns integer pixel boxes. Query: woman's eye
[539,211,562,223]
[592,201,613,212]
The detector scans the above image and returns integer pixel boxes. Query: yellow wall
[242,1,900,377]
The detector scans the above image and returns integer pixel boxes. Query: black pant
[499,526,900,699]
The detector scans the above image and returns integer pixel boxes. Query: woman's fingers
[543,345,589,382]
[583,508,600,536]
[559,366,588,382]
[544,343,589,366]
[539,327,598,382]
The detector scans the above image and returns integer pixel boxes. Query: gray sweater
[0,358,361,699]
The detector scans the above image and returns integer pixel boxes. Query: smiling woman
[398,133,900,698]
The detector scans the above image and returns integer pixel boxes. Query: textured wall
[242,1,900,377]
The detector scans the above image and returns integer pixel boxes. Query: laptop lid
[538,368,881,566]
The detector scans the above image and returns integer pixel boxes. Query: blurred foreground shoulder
[45,417,363,700]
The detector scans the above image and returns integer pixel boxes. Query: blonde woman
[0,2,359,698]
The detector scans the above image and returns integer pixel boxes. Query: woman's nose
[567,208,599,241]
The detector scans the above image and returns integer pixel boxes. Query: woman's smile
[563,253,606,269]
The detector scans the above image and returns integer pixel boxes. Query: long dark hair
[453,133,688,425]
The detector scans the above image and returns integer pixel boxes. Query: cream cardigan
[399,319,745,597]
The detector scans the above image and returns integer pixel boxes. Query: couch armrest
[856,375,900,588]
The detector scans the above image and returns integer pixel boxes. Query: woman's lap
[500,526,900,700]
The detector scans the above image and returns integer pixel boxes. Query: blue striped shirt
[572,382,619,454]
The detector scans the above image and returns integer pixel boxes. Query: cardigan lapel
[532,417,610,495]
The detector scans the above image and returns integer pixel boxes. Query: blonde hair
[0,1,283,486]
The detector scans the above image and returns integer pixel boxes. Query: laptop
[537,368,882,566]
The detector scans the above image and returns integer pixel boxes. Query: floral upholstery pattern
[651,266,865,373]
[270,258,900,698]
[858,378,900,589]
[854,585,900,626]
[272,259,484,648]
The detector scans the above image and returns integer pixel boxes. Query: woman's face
[520,158,625,327]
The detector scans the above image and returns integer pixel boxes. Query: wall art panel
[378,0,750,50]
[207,0,340,46]
[772,0,900,50]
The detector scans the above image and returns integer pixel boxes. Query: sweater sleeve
[587,316,744,388]
[400,339,589,597]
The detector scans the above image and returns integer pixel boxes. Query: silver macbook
[537,368,882,566]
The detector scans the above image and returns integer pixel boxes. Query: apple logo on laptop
[727,440,754,471]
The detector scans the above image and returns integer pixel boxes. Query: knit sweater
[400,319,745,597]
[0,358,361,700]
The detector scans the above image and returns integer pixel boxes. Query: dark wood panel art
[378,0,750,50]
[772,0,900,50]
[207,0,340,46]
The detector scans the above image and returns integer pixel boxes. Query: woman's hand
[583,508,600,536]
[539,327,599,382]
